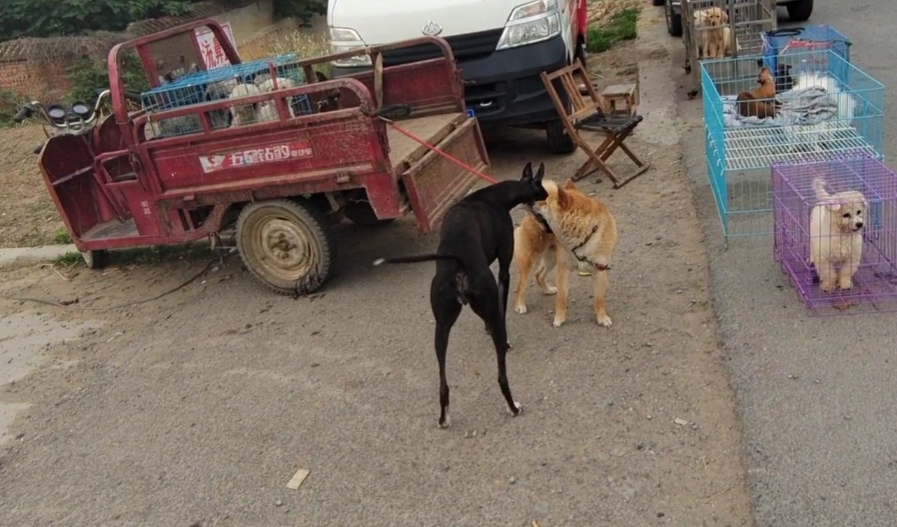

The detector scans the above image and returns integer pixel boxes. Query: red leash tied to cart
[362,103,498,185]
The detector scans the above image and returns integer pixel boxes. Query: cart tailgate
[397,117,487,234]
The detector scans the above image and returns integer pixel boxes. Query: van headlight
[496,0,562,50]
[329,27,372,67]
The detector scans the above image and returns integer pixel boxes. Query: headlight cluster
[497,0,562,50]
[329,27,372,68]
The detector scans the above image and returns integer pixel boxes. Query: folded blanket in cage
[721,87,849,128]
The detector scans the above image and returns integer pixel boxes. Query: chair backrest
[540,59,607,124]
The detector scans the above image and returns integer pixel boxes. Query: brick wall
[0,59,71,100]
[0,0,281,100]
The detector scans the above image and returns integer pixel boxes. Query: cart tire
[546,118,576,155]
[82,250,108,270]
[665,0,683,37]
[344,200,395,227]
[786,0,813,22]
[236,198,336,296]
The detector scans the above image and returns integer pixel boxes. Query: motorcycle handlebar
[13,106,31,124]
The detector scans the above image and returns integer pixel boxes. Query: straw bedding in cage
[772,156,897,316]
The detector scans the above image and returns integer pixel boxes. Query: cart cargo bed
[387,112,486,233]
[386,113,462,171]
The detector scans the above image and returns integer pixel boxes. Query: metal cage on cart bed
[761,25,852,85]
[139,53,316,138]
[701,48,885,238]
[772,156,897,316]
[681,0,776,87]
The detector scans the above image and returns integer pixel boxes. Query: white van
[327,0,590,153]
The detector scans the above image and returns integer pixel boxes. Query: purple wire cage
[773,156,897,316]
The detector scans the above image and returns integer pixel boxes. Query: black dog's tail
[373,254,464,266]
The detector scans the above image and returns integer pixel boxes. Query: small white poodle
[809,177,868,293]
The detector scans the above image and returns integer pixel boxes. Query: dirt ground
[0,7,754,526]
[0,124,62,247]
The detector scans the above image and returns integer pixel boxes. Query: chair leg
[576,127,651,189]
[598,128,635,162]
[617,142,648,168]
[574,148,623,186]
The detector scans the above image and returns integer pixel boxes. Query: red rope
[381,117,498,184]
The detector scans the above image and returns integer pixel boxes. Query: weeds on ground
[0,89,23,128]
[55,252,83,266]
[53,228,72,244]
[587,7,640,53]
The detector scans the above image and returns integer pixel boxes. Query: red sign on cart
[199,141,314,173]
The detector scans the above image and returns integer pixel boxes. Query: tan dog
[512,185,568,315]
[721,26,740,57]
[736,66,777,119]
[810,177,868,293]
[695,7,733,59]
[693,9,711,59]
[522,180,618,327]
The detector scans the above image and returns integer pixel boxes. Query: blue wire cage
[761,25,852,84]
[700,48,885,237]
[140,53,314,119]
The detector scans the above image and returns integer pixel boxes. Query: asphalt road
[672,0,897,525]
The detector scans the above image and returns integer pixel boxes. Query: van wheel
[236,198,336,295]
[786,0,813,21]
[82,250,108,269]
[546,118,576,154]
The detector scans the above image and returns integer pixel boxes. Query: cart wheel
[236,198,336,296]
[82,250,108,269]
[344,200,395,227]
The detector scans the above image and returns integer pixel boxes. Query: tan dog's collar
[572,225,611,271]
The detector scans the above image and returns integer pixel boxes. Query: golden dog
[695,7,736,59]
[515,179,618,327]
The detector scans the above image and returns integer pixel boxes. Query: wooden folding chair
[540,60,651,189]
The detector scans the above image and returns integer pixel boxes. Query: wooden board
[386,113,464,172]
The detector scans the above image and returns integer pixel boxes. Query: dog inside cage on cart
[772,157,897,316]
[681,0,777,96]
[140,54,318,139]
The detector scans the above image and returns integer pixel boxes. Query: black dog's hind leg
[470,286,522,418]
[497,246,513,351]
[432,286,463,429]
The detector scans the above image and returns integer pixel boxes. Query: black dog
[373,162,548,428]
[775,63,794,92]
